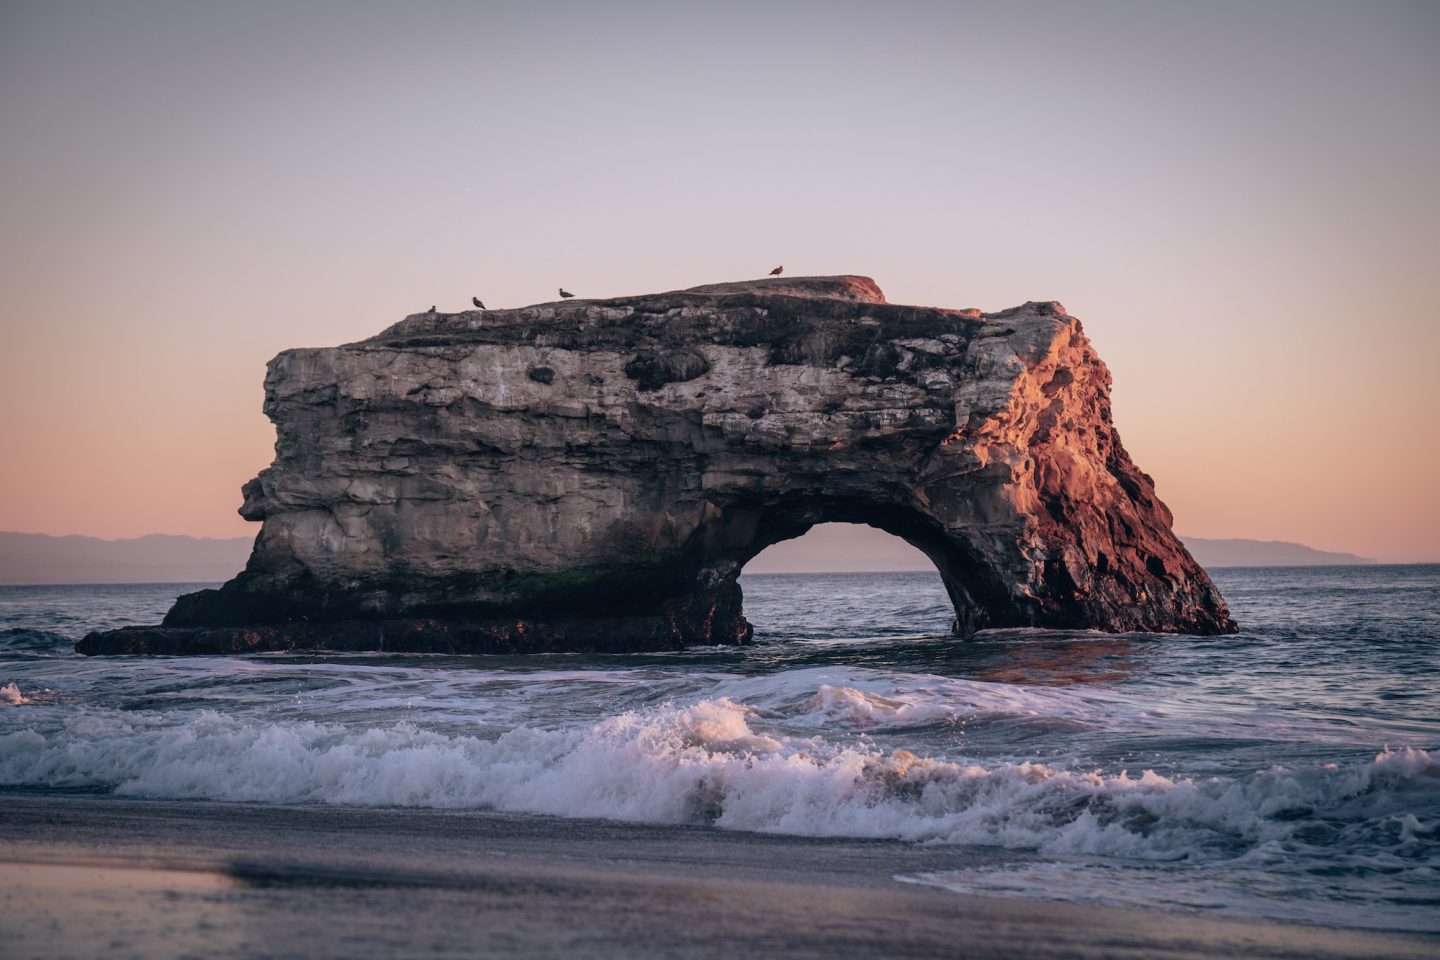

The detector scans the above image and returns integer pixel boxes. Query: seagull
[768,265,783,276]
[472,297,486,309]
[559,288,575,299]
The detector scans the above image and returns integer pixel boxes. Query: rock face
[79,276,1235,655]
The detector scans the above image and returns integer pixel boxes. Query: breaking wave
[0,683,31,705]
[3,697,1436,870]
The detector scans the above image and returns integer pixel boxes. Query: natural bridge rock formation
[80,276,1234,655]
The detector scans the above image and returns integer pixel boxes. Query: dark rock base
[78,610,755,657]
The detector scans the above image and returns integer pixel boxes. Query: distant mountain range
[1177,537,1377,568]
[738,526,1381,574]
[0,529,1381,585]
[0,532,253,585]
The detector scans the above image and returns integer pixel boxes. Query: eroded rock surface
[80,276,1234,655]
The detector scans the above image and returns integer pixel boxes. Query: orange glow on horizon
[1,4,1436,561]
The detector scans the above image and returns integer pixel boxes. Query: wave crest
[2,698,1436,870]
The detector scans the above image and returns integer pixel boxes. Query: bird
[472,297,486,309]
[428,305,437,313]
[768,265,783,276]
[558,288,575,299]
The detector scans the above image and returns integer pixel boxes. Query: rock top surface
[81,275,1234,655]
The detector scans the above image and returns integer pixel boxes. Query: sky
[1,0,1437,562]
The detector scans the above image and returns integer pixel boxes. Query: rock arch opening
[685,494,1018,642]
[744,522,937,575]
[741,522,954,639]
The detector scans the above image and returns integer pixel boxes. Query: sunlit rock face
[79,276,1234,655]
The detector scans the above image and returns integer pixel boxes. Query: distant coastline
[0,529,1393,586]
[740,524,1385,574]
[1178,536,1378,568]
[0,532,252,586]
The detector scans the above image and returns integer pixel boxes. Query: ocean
[1,566,1437,935]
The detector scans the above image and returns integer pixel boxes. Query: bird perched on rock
[768,266,783,276]
[428,305,437,313]
[559,288,575,299]
[472,297,486,309]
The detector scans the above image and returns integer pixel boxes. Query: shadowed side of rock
[80,275,1234,656]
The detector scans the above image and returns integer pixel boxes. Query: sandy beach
[2,790,1435,960]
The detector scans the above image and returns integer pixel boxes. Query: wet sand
[1,790,1435,960]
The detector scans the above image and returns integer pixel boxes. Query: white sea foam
[2,697,1436,869]
[708,666,1134,728]
[704,666,1355,745]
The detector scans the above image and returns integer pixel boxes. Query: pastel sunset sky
[1,1,1437,561]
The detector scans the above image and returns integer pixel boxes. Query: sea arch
[681,492,1020,640]
[79,277,1235,656]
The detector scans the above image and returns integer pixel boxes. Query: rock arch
[694,497,1012,639]
[80,277,1234,655]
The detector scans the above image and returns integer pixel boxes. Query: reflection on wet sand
[3,799,1434,960]
[0,861,237,960]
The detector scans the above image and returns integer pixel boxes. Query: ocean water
[1,567,1437,933]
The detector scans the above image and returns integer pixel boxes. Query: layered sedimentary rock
[80,276,1234,655]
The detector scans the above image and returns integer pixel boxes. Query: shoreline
[2,791,1435,960]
